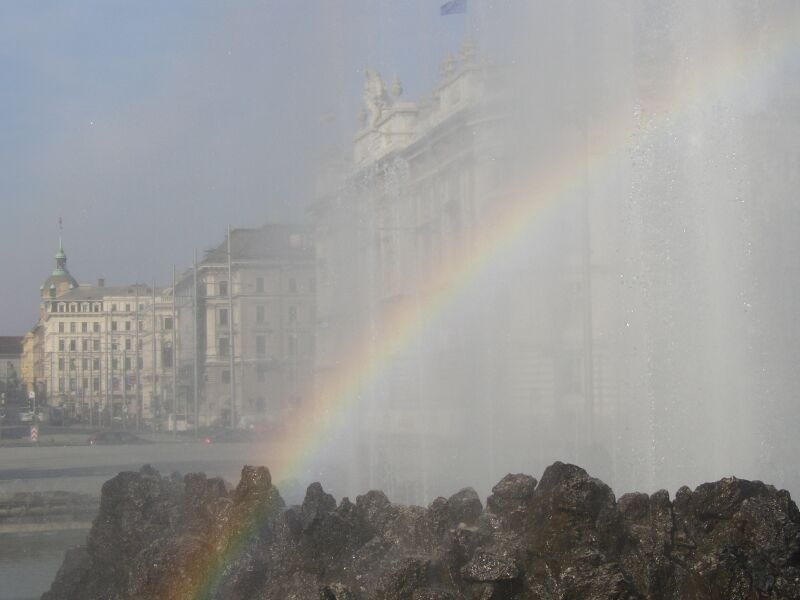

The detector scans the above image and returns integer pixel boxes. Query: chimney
[97,278,105,288]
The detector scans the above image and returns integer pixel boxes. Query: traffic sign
[28,391,35,400]
[30,426,38,443]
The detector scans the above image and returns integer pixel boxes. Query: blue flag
[441,0,467,16]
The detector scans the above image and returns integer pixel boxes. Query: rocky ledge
[42,462,800,599]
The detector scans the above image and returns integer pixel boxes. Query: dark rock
[319,582,357,599]
[446,487,483,526]
[461,549,518,581]
[42,462,800,600]
[486,473,537,516]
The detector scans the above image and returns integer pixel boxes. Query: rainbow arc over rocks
[182,12,799,599]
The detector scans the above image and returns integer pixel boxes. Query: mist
[303,0,800,503]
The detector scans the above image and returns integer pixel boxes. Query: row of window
[58,357,139,371]
[50,302,147,314]
[216,334,303,358]
[56,376,134,393]
[57,337,139,352]
[217,306,301,325]
[55,347,173,371]
[55,317,172,334]
[208,276,310,297]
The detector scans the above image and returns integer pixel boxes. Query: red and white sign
[30,426,38,443]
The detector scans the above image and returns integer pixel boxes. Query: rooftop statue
[362,69,390,128]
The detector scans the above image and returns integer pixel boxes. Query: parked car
[87,431,147,445]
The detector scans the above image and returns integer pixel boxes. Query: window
[257,366,266,382]
[219,281,228,297]
[288,306,297,323]
[162,343,173,368]
[69,339,76,351]
[218,337,229,358]
[219,309,228,326]
[125,357,132,371]
[288,334,297,358]
[58,339,65,351]
[93,322,100,332]
[125,338,132,351]
[125,304,131,312]
[138,320,143,332]
[111,304,117,312]
[81,322,88,333]
[58,378,64,392]
[58,358,65,371]
[288,277,297,293]
[256,335,266,357]
[69,378,77,392]
[125,321,131,331]
[112,358,118,371]
[82,377,88,390]
[137,357,143,369]
[111,321,117,332]
[70,322,76,333]
[93,378,99,391]
[82,358,89,370]
[164,317,173,330]
[82,339,88,351]
[93,339,100,351]
[256,305,265,323]
[58,322,64,333]
[93,358,100,371]
[256,277,264,293]
[69,358,76,371]
[221,369,230,384]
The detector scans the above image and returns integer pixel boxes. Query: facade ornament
[391,75,403,99]
[440,53,457,79]
[362,69,390,128]
[460,38,477,64]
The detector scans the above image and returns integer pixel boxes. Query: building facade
[34,241,177,427]
[175,224,315,428]
[312,42,618,502]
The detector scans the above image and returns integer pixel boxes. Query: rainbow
[181,9,799,599]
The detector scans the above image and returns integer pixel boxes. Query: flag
[440,0,467,16]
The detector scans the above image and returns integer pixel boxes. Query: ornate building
[313,41,618,502]
[32,238,176,427]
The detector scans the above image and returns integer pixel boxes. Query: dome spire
[54,217,67,274]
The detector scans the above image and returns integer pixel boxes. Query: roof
[202,224,313,264]
[54,283,160,301]
[42,272,79,292]
[0,336,23,356]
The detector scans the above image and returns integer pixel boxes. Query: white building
[37,240,176,427]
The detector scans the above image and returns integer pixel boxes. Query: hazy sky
[0,1,466,334]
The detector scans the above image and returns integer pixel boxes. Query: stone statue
[362,69,390,128]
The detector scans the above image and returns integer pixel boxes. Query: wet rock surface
[42,461,800,600]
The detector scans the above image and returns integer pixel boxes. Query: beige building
[36,240,177,427]
[20,325,43,396]
[175,224,315,428]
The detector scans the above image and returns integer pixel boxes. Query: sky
[0,1,467,334]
